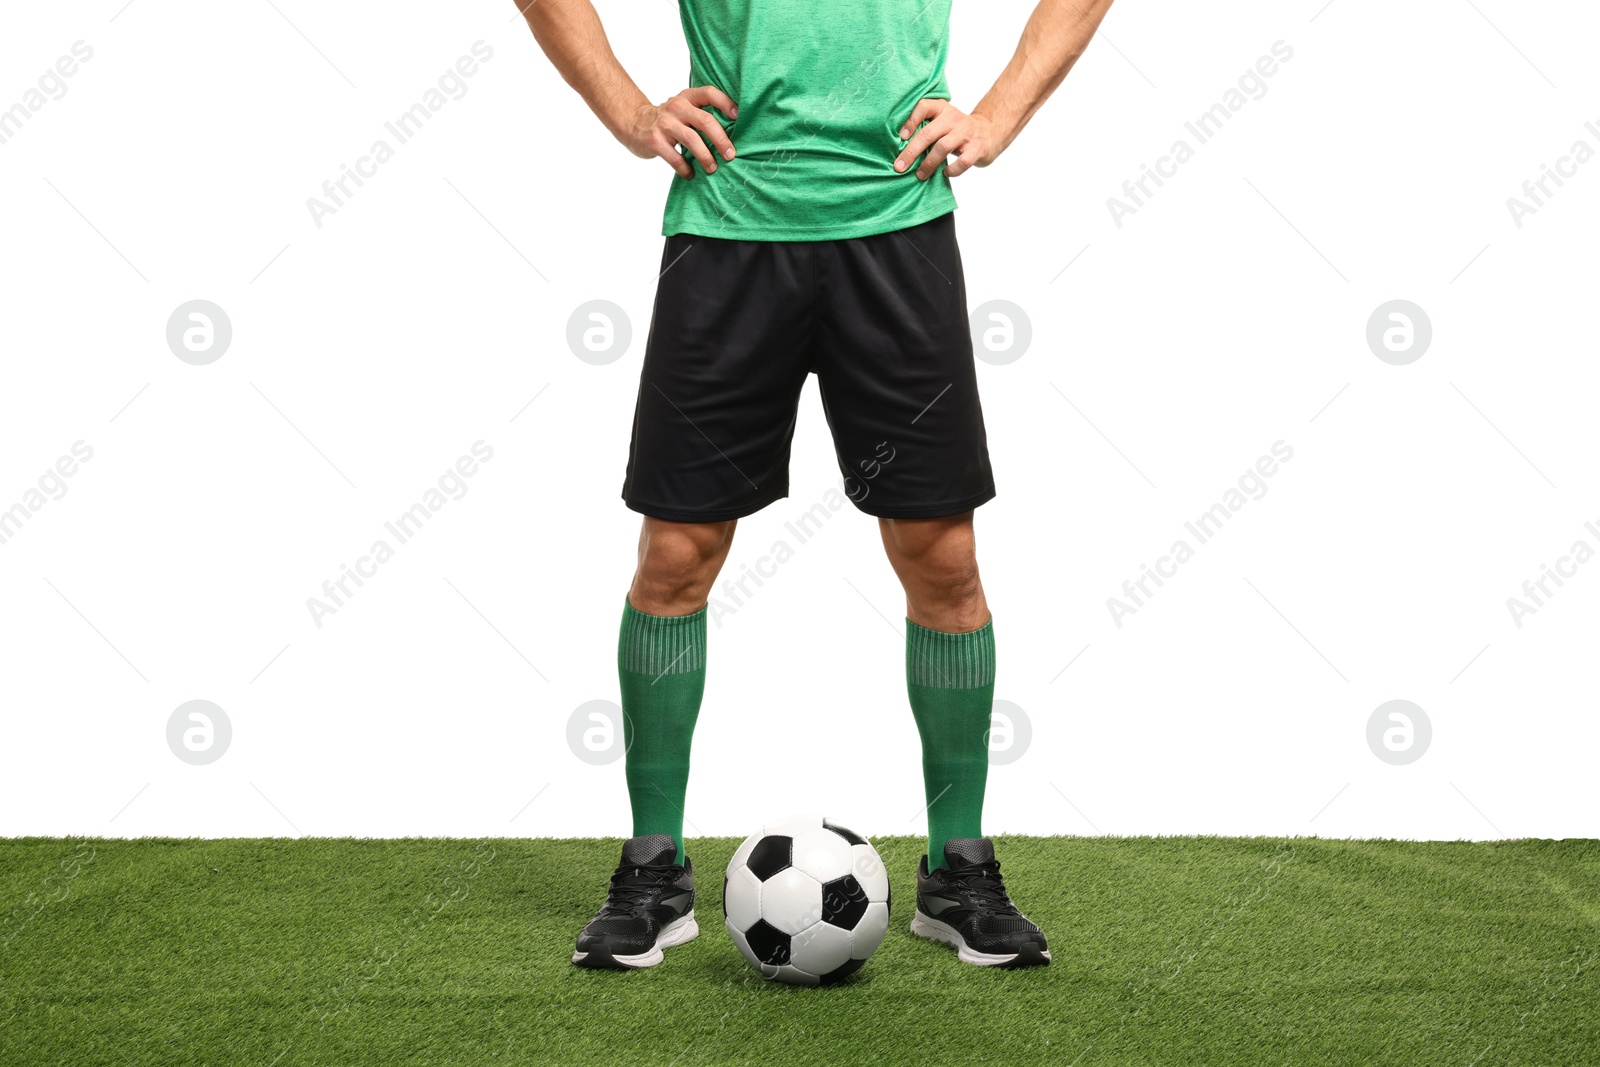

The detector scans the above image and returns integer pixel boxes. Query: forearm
[519,0,648,141]
[973,0,1116,151]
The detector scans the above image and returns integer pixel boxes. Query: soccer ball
[723,813,890,986]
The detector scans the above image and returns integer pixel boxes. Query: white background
[1,0,1595,842]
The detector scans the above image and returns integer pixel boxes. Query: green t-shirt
[662,0,958,242]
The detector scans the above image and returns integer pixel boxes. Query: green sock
[618,598,707,866]
[905,617,996,870]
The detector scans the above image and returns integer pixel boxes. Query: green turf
[1,836,1596,1066]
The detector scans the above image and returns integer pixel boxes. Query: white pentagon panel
[850,902,890,959]
[790,920,853,976]
[727,831,763,874]
[723,865,763,933]
[766,963,819,987]
[849,843,890,901]
[760,867,822,935]
[761,812,824,838]
[791,827,854,882]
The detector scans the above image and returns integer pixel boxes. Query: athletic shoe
[910,837,1051,968]
[571,834,699,970]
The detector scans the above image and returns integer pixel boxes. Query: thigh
[812,212,995,518]
[623,233,814,522]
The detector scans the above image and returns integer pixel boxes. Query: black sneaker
[910,837,1050,968]
[571,834,699,970]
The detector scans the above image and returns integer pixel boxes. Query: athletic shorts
[622,211,995,522]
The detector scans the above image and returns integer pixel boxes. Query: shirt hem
[662,197,959,243]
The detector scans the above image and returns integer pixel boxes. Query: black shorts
[622,211,995,522]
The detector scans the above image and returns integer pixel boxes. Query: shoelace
[942,862,1018,914]
[600,863,681,915]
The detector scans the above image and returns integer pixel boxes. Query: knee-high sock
[618,598,707,865]
[906,617,995,870]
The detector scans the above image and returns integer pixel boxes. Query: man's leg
[620,516,737,863]
[581,221,809,970]
[878,511,993,870]
[882,511,1051,968]
[809,214,996,865]
[572,517,735,970]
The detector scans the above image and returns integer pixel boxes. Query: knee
[909,556,984,617]
[895,546,985,627]
[631,521,734,614]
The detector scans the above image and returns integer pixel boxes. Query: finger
[944,148,977,179]
[898,98,943,140]
[669,119,720,174]
[653,137,694,179]
[682,84,739,121]
[914,130,964,180]
[894,114,954,173]
[678,105,737,161]
[658,147,694,180]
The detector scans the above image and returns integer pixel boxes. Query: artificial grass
[1,836,1597,1066]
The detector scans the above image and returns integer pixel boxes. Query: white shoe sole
[910,910,1051,967]
[572,910,699,969]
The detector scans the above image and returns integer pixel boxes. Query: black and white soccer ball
[722,813,890,986]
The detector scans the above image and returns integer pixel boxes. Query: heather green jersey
[662,0,958,241]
